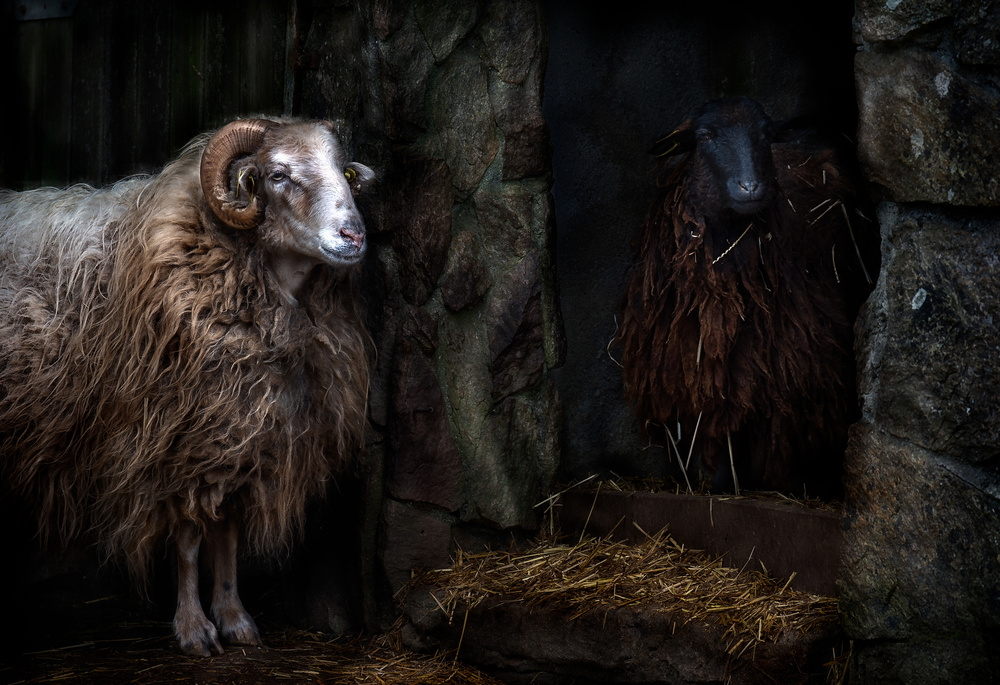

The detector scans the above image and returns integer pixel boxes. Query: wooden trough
[560,488,842,596]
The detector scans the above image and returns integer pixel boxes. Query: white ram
[0,118,374,655]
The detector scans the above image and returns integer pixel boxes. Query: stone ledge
[402,590,842,684]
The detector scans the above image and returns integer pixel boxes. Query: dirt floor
[3,628,501,684]
[0,569,500,685]
[1,492,844,685]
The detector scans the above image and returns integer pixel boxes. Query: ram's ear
[233,163,261,204]
[648,120,696,157]
[344,162,375,198]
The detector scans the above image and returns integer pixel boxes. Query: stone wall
[293,6,1000,675]
[294,0,562,625]
[842,2,1000,681]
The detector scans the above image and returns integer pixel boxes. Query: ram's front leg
[173,521,224,656]
[208,515,261,646]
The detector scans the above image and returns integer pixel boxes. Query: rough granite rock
[379,18,435,139]
[400,307,440,356]
[855,0,1000,66]
[388,155,454,305]
[489,63,551,180]
[440,231,492,312]
[414,0,478,64]
[477,0,540,85]
[386,312,464,512]
[371,0,407,39]
[380,500,453,592]
[953,2,1000,66]
[854,0,951,44]
[429,49,499,196]
[846,6,1000,681]
[855,203,1000,461]
[855,48,1000,206]
[402,593,842,684]
[473,184,536,269]
[844,198,1000,684]
[463,392,558,530]
[847,635,1000,685]
[841,424,1000,679]
[487,251,545,401]
[363,0,561,625]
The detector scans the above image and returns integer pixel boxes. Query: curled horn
[200,118,276,229]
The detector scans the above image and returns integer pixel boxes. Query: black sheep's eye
[696,128,715,143]
[270,171,286,182]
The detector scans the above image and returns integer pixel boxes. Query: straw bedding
[408,527,839,662]
[4,628,504,685]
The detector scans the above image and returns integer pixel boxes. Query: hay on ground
[406,527,839,660]
[5,629,505,685]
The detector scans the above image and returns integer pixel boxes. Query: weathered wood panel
[3,0,293,190]
[11,17,74,187]
[68,5,106,186]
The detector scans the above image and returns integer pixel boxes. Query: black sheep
[617,97,878,496]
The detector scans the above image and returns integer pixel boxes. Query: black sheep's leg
[710,460,733,494]
[710,432,744,494]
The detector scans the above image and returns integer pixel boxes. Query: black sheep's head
[650,97,778,218]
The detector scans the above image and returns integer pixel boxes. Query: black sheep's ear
[648,121,696,157]
[772,115,820,144]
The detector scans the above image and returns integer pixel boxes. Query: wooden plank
[69,0,110,186]
[252,0,291,117]
[12,20,45,187]
[202,6,241,128]
[283,0,299,116]
[201,0,289,126]
[104,0,140,182]
[39,18,74,186]
[240,0,263,114]
[6,17,74,189]
[132,1,173,174]
[168,6,207,152]
[0,16,15,185]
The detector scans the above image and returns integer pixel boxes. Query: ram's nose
[340,220,366,250]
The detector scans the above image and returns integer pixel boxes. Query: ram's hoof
[174,615,224,657]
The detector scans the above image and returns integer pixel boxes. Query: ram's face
[255,123,374,269]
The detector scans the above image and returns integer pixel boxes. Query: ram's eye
[344,168,357,182]
[270,171,286,182]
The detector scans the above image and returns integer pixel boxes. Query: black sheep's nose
[730,177,764,204]
[736,179,761,199]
